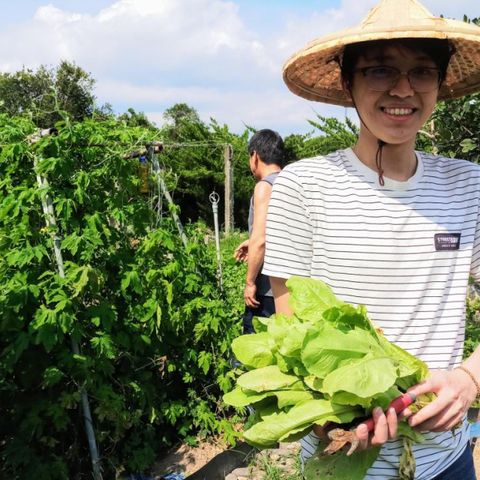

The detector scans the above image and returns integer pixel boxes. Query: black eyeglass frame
[353,65,442,93]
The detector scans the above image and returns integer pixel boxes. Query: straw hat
[283,0,480,107]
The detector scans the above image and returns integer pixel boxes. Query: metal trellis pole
[209,191,223,289]
[223,144,234,235]
[30,129,103,480]
[149,146,188,248]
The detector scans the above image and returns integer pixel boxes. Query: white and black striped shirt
[263,148,480,479]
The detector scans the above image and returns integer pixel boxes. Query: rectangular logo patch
[434,233,461,251]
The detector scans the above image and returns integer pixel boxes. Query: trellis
[147,141,234,234]
[28,130,233,478]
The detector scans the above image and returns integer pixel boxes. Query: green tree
[118,107,157,129]
[163,102,202,129]
[284,115,358,162]
[0,60,95,127]
[158,103,255,228]
[417,15,480,162]
[417,94,480,163]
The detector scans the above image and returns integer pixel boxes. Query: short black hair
[341,38,454,87]
[248,129,285,167]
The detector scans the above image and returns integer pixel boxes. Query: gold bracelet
[456,365,480,398]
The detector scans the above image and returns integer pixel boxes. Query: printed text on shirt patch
[434,233,461,251]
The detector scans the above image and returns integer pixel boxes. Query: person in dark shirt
[234,129,285,334]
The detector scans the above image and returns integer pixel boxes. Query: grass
[249,449,303,480]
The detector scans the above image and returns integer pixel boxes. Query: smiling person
[262,0,480,478]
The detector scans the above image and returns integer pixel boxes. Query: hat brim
[283,20,480,107]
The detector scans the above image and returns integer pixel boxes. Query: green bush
[0,115,241,479]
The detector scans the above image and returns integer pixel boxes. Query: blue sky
[0,0,478,135]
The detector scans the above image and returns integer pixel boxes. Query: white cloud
[276,0,375,53]
[34,4,84,24]
[0,0,275,78]
[97,78,348,135]
[0,0,477,135]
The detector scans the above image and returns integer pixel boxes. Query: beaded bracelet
[456,365,480,398]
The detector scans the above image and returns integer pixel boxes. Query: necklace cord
[348,84,387,187]
[375,140,386,186]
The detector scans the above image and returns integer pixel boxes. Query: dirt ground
[154,436,480,479]
[152,438,225,477]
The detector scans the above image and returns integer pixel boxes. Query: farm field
[1,73,480,479]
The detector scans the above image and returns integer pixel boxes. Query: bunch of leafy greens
[224,277,429,478]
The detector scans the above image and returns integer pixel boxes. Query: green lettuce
[304,441,381,480]
[224,276,429,462]
[243,399,361,448]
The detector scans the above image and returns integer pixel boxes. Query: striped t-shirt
[263,148,480,479]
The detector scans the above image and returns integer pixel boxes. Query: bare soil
[152,435,480,479]
[152,438,225,477]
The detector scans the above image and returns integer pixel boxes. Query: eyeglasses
[354,65,441,93]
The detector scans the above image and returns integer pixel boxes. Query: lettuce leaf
[304,442,380,480]
[286,276,343,322]
[237,365,299,392]
[302,322,384,378]
[231,332,275,368]
[322,356,398,398]
[243,399,361,448]
[224,276,430,453]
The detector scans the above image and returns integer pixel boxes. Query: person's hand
[355,406,399,450]
[405,369,477,432]
[234,240,249,262]
[313,406,399,452]
[244,283,260,308]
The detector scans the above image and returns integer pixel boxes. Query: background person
[234,129,285,334]
[262,0,480,478]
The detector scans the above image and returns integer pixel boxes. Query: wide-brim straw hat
[283,0,480,107]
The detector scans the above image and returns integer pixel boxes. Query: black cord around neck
[375,140,386,186]
[348,86,387,187]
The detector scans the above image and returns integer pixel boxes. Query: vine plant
[0,114,240,479]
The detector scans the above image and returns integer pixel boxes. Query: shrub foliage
[0,114,240,478]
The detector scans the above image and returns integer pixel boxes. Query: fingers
[355,408,385,449]
[355,406,399,451]
[370,407,389,445]
[234,250,247,261]
[234,242,249,261]
[244,285,258,307]
[409,400,465,432]
[398,407,413,422]
[245,297,260,308]
[386,407,398,439]
[355,423,370,451]
[406,378,434,400]
[407,395,449,429]
[407,370,473,432]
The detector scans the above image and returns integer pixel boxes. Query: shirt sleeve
[262,166,313,279]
